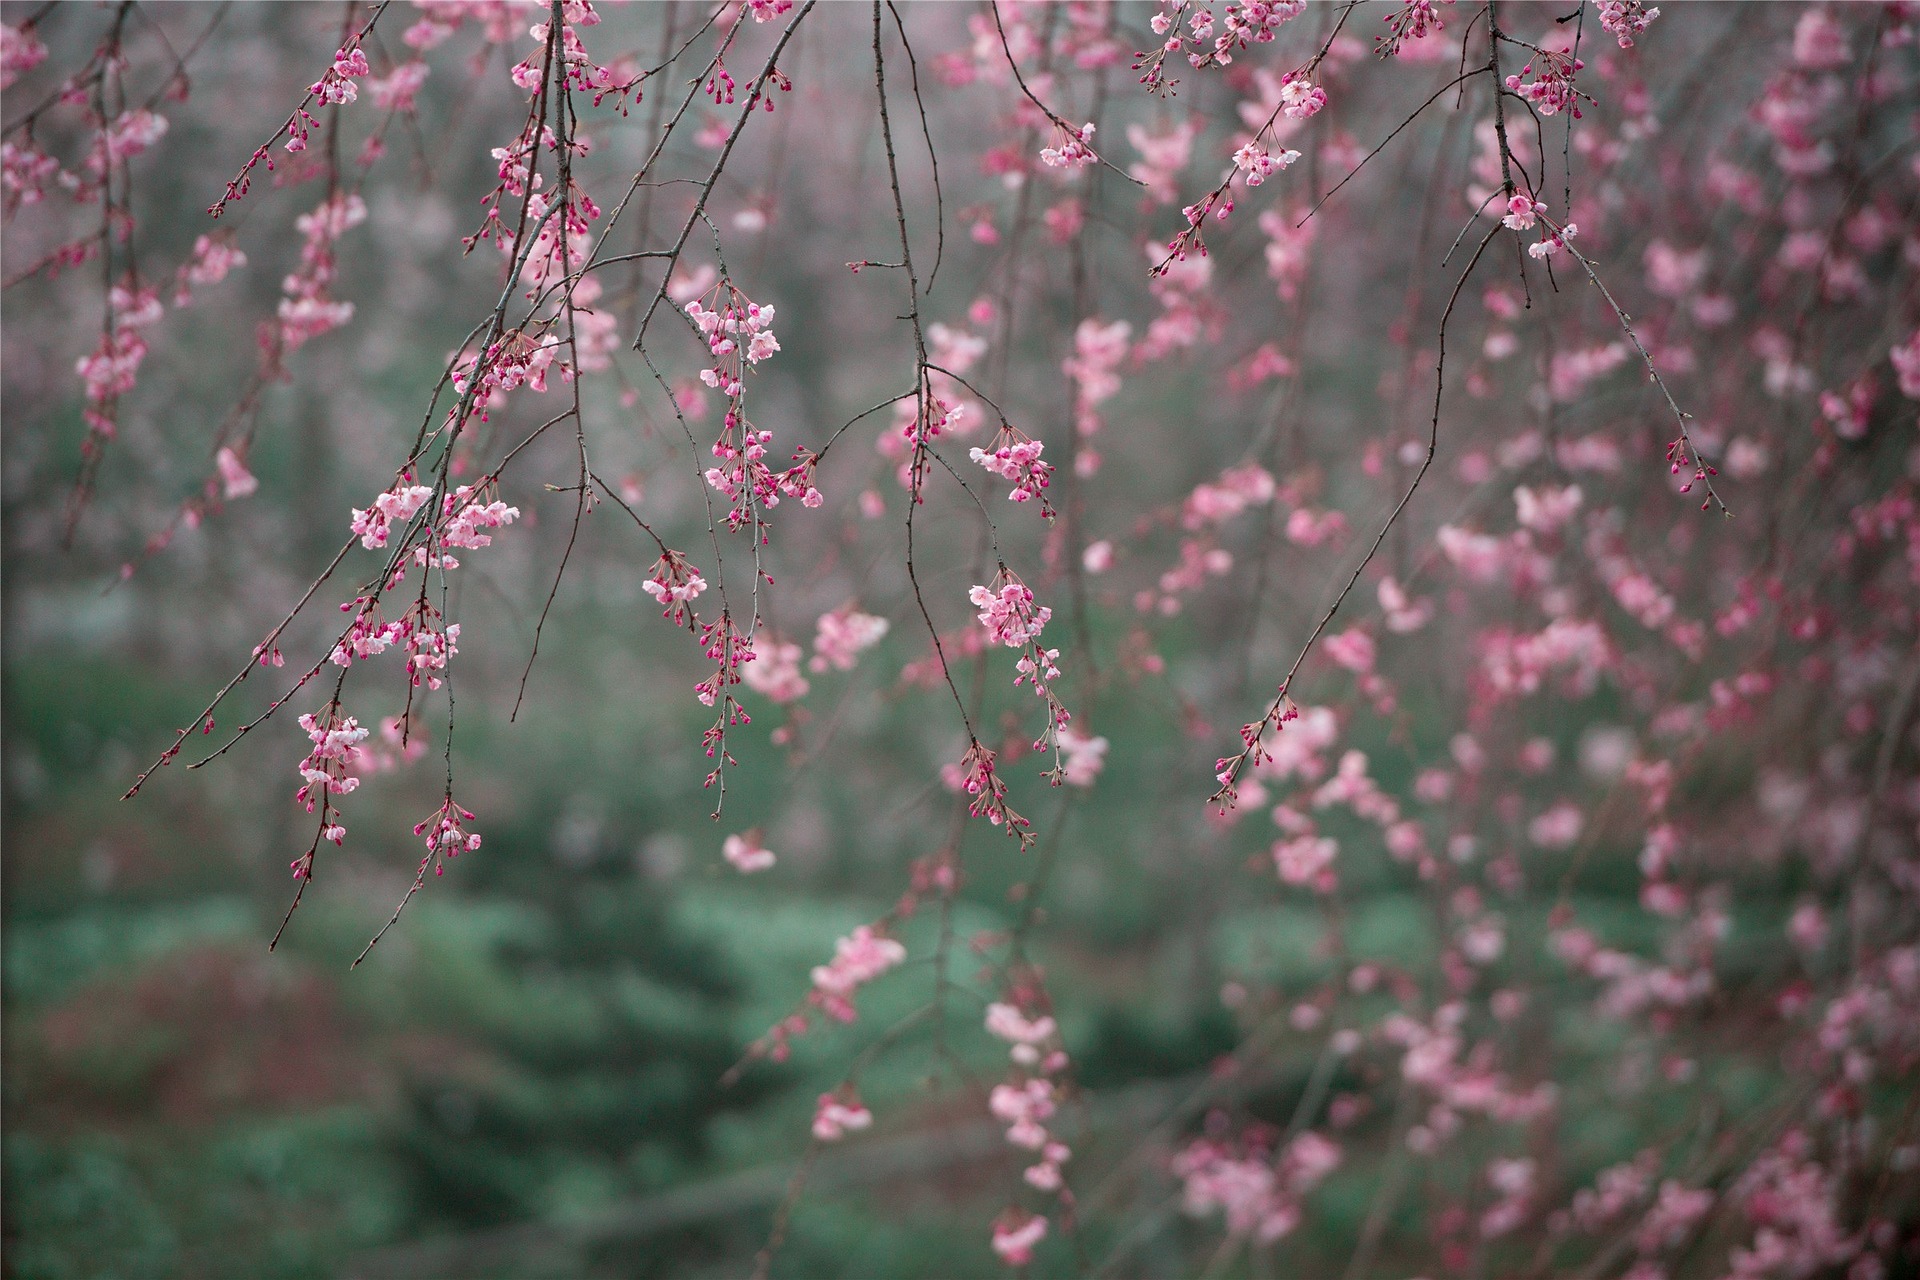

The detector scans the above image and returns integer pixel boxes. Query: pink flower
[1529,802,1584,849]
[368,61,430,112]
[1324,628,1376,674]
[1513,484,1582,534]
[1792,9,1850,69]
[215,447,258,500]
[1057,726,1109,787]
[992,1212,1048,1266]
[174,233,248,304]
[970,427,1055,512]
[723,832,776,874]
[1502,193,1543,232]
[1788,902,1828,953]
[986,1002,1058,1049]
[742,638,809,703]
[812,1091,872,1140]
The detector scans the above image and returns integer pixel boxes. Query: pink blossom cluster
[1,139,60,210]
[742,636,808,704]
[1505,50,1586,119]
[1055,726,1109,787]
[1597,1,1660,48]
[90,109,169,174]
[293,707,369,820]
[349,480,434,551]
[1231,139,1301,186]
[643,550,708,628]
[969,426,1054,514]
[75,282,163,437]
[971,578,1052,649]
[309,46,370,107]
[811,608,888,673]
[1038,121,1097,169]
[1172,1127,1342,1243]
[0,21,47,90]
[808,925,907,1023]
[173,233,247,307]
[686,290,780,395]
[1061,317,1130,468]
[1377,0,1452,57]
[990,1210,1048,1267]
[275,192,365,353]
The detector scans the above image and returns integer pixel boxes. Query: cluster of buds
[309,45,370,108]
[694,612,756,709]
[331,597,403,667]
[704,417,782,531]
[1505,49,1586,119]
[687,287,780,394]
[453,329,560,405]
[696,615,755,797]
[643,549,708,627]
[957,741,1033,845]
[1213,695,1300,810]
[414,796,482,876]
[523,7,642,108]
[1597,0,1660,48]
[969,425,1055,515]
[1039,120,1097,169]
[1667,436,1718,508]
[400,599,460,691]
[901,393,964,497]
[1377,0,1451,57]
[706,432,825,531]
